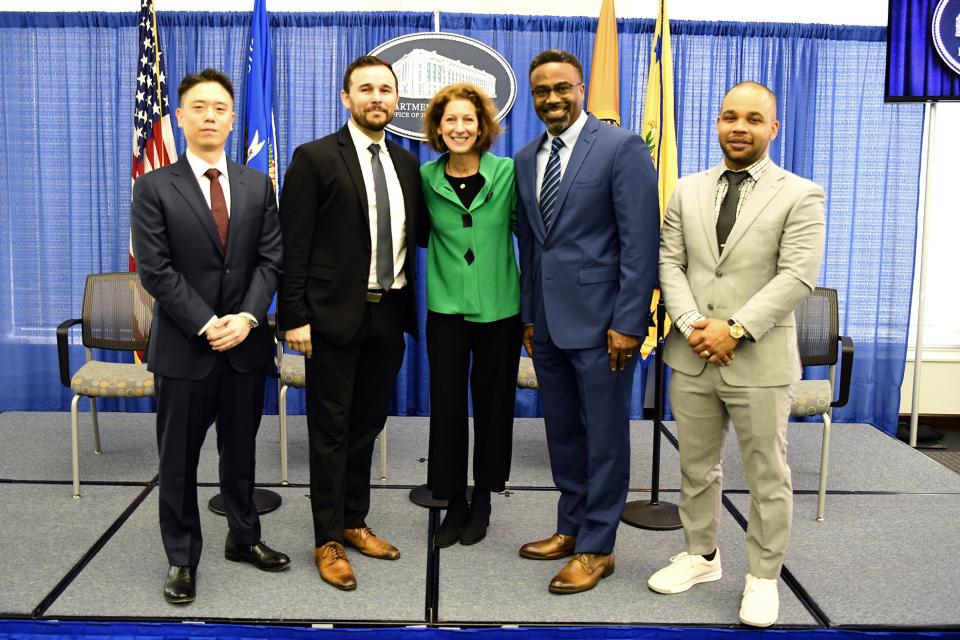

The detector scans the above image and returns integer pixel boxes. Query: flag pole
[620,0,681,531]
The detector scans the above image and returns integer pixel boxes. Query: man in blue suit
[515,50,660,594]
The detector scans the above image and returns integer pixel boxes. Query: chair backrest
[794,287,839,367]
[80,272,155,351]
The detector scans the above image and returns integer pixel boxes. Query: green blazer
[420,152,520,322]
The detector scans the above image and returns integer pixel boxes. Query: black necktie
[716,170,750,254]
[539,137,564,232]
[368,143,394,291]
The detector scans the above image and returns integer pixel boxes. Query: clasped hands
[688,317,738,366]
[205,314,252,352]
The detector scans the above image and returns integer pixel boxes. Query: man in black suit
[278,56,421,590]
[132,68,289,605]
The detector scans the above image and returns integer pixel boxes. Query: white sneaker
[739,573,779,627]
[647,550,722,594]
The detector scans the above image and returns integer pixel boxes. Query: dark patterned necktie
[539,137,565,232]
[716,170,750,254]
[368,143,394,291]
[204,168,228,249]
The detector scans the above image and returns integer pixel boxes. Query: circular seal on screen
[932,0,960,76]
[369,33,518,141]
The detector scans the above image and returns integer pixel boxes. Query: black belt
[366,287,404,303]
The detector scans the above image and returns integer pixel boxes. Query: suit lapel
[386,138,416,241]
[225,160,247,263]
[699,164,724,264]
[169,156,224,258]
[549,115,599,235]
[717,164,786,266]
[518,137,547,242]
[337,125,371,233]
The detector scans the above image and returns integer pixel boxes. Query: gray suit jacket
[659,162,825,387]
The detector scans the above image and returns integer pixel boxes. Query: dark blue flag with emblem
[241,0,279,199]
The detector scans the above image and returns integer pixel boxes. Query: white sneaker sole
[738,611,777,627]
[648,568,722,594]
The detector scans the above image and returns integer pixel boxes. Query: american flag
[130,0,177,271]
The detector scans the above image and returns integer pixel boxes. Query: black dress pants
[155,358,266,567]
[426,311,521,499]
[305,289,407,546]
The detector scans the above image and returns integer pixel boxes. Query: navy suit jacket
[515,114,660,349]
[131,156,283,380]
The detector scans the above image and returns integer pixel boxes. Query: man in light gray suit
[647,82,825,627]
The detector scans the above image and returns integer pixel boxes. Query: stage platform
[1,410,959,632]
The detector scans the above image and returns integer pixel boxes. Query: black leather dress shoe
[225,538,291,572]
[164,565,196,604]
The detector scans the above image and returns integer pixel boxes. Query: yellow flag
[639,0,677,359]
[586,0,620,125]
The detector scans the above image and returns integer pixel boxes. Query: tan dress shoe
[343,527,401,560]
[519,533,576,560]
[315,541,357,591]
[548,553,615,594]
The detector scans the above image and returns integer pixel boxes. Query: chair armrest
[832,335,854,408]
[56,318,82,388]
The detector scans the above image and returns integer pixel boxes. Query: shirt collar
[347,117,386,155]
[544,109,589,150]
[721,155,770,182]
[185,148,228,182]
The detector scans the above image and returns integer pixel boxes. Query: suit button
[707,303,714,310]
[365,245,371,251]
[224,268,230,274]
[715,269,723,277]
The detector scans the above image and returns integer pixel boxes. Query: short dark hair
[342,55,398,93]
[178,68,234,102]
[423,83,502,155]
[529,50,583,80]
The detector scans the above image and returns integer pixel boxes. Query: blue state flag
[241,0,279,200]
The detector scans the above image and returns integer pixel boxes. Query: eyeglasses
[531,82,582,100]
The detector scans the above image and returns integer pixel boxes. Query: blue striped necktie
[539,136,565,231]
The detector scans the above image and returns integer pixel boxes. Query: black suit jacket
[278,125,421,345]
[131,156,283,380]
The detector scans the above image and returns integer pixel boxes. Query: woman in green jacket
[421,83,521,547]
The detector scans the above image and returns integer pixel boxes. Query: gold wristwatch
[727,319,745,339]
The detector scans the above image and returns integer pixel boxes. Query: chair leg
[279,385,289,486]
[379,426,388,481]
[817,413,832,522]
[71,395,82,498]
[90,397,102,454]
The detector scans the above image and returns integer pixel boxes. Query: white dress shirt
[346,118,408,291]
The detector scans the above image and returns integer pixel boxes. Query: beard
[353,107,392,132]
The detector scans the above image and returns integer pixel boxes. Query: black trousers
[305,289,407,546]
[155,358,267,566]
[426,311,521,499]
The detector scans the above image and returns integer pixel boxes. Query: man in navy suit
[132,68,288,605]
[515,50,660,594]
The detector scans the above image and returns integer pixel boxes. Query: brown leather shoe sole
[548,562,615,594]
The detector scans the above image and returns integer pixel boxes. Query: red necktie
[204,168,229,250]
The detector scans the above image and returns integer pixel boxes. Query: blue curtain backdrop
[0,12,922,434]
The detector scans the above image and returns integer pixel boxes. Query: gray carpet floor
[437,490,815,625]
[2,411,959,627]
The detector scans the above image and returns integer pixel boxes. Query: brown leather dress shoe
[344,527,401,560]
[548,553,615,594]
[315,541,357,591]
[519,533,576,560]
